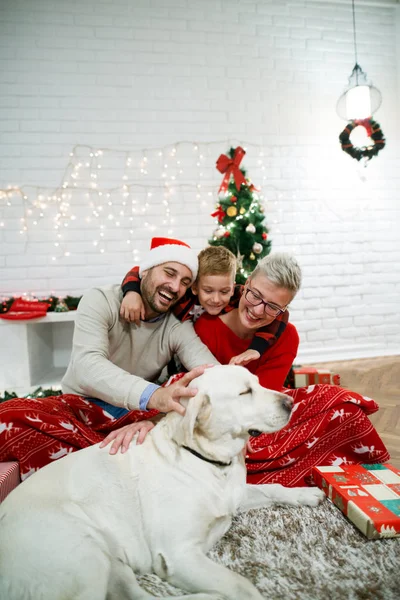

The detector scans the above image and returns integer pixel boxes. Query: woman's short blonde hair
[250,252,302,295]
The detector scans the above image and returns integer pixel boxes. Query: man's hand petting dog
[100,364,215,454]
[148,364,214,415]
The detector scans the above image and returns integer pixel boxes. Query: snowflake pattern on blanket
[0,378,389,487]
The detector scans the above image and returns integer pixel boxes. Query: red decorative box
[293,366,340,387]
[0,461,20,503]
[0,298,50,320]
[312,463,400,539]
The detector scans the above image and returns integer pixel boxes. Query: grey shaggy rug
[137,500,400,599]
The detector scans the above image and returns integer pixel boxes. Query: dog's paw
[295,487,326,507]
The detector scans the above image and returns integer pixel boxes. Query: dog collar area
[182,445,232,468]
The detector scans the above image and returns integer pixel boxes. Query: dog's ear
[181,391,211,442]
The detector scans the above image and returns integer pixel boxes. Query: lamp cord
[352,0,359,83]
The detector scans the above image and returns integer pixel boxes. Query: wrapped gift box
[293,366,340,387]
[312,463,400,539]
[0,461,20,503]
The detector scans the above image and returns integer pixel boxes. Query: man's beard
[142,278,179,315]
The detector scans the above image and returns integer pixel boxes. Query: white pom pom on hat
[139,237,198,281]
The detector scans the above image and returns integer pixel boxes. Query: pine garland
[1,295,81,314]
[0,387,62,404]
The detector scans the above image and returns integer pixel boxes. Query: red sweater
[194,313,299,391]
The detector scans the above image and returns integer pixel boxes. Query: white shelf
[0,312,76,394]
[30,366,68,390]
[39,312,76,323]
[0,311,76,325]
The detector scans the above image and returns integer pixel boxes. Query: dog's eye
[239,388,251,396]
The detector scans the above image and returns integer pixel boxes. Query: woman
[194,253,390,487]
[195,252,300,391]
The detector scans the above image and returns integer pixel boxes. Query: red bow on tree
[210,206,226,223]
[216,147,247,193]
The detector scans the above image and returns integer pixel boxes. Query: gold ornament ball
[250,252,255,260]
[239,207,246,214]
[226,206,238,217]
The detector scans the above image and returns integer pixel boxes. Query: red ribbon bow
[210,206,226,223]
[354,118,373,137]
[216,147,247,193]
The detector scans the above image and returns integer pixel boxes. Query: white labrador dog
[0,365,324,600]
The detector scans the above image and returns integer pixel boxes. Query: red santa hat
[139,237,198,281]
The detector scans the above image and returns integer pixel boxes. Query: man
[62,236,219,452]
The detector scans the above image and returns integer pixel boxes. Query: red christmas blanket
[246,384,390,487]
[0,395,158,481]
[0,383,389,486]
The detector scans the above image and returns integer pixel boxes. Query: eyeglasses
[244,285,287,318]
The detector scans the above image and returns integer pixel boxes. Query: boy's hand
[120,291,145,325]
[99,420,155,455]
[229,349,261,366]
[148,365,213,416]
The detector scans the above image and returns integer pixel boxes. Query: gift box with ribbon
[293,366,340,388]
[312,463,400,539]
[0,461,20,503]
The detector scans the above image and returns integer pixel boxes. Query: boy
[120,245,288,366]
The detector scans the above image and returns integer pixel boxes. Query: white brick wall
[0,0,399,362]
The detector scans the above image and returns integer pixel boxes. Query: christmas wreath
[339,118,385,162]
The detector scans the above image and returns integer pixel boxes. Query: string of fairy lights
[1,138,374,300]
[0,141,285,268]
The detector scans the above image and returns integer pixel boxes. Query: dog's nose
[282,395,293,411]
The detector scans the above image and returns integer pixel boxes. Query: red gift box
[312,463,400,539]
[293,366,340,388]
[0,461,20,503]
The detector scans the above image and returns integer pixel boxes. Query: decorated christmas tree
[209,147,271,285]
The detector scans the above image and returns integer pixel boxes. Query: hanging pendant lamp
[337,0,385,163]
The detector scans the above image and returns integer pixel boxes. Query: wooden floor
[310,356,400,469]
